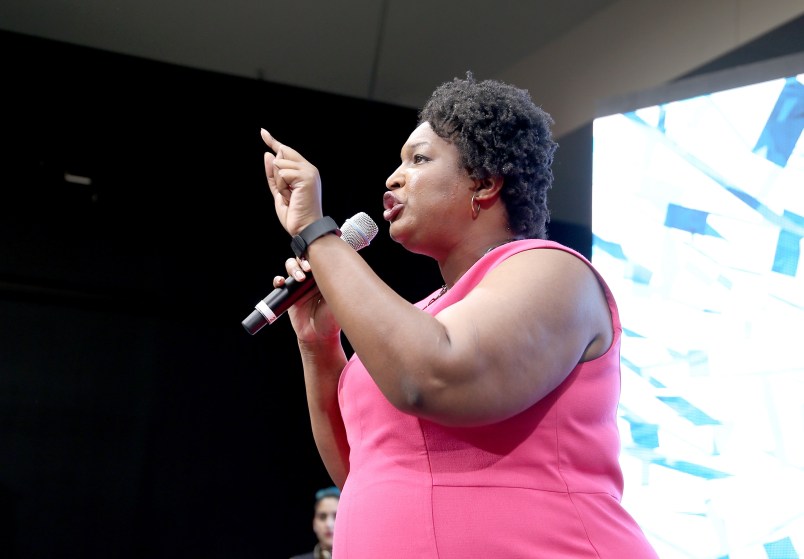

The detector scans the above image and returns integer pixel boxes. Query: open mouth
[383,192,403,221]
[383,204,403,221]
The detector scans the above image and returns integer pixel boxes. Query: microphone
[241,212,379,335]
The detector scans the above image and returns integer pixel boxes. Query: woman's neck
[437,235,516,289]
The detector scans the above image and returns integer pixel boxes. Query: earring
[470,192,480,219]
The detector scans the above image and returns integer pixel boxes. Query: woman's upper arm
[419,249,612,426]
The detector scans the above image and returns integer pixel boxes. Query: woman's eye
[413,154,429,163]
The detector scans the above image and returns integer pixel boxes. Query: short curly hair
[417,73,558,239]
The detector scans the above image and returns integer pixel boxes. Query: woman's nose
[386,165,403,190]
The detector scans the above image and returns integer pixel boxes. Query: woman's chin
[387,222,405,244]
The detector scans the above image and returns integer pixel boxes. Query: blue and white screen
[592,71,804,558]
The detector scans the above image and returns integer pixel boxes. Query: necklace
[424,284,449,309]
[423,239,516,309]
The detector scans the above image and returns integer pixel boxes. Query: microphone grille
[340,212,379,251]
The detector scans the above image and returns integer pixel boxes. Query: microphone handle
[242,274,316,335]
[242,211,378,336]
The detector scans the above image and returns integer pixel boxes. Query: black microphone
[241,212,379,335]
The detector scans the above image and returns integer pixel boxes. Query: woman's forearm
[298,338,350,487]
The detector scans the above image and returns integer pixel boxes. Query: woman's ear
[472,175,504,203]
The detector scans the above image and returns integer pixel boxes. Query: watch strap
[290,216,341,257]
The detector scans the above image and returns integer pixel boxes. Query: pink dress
[333,240,658,558]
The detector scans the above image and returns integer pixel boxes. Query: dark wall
[0,29,430,559]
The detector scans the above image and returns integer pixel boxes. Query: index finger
[260,128,281,154]
[260,129,305,162]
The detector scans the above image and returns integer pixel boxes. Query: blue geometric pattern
[764,537,799,559]
[774,210,804,276]
[753,77,804,167]
[593,69,804,559]
[664,203,723,237]
[655,396,721,426]
[649,457,731,480]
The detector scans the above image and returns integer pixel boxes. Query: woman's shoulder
[492,238,586,261]
[425,238,604,314]
[459,239,590,286]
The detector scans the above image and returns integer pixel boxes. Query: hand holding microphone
[242,212,378,335]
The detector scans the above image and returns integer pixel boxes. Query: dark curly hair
[417,73,558,239]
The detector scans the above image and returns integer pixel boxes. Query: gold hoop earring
[470,192,480,219]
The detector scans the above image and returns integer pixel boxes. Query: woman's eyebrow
[402,140,431,154]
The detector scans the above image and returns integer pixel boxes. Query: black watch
[290,216,341,258]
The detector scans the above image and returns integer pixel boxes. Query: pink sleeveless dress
[333,240,658,558]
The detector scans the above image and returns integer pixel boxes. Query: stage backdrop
[592,52,804,559]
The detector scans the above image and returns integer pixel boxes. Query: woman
[264,74,658,557]
[290,486,340,559]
